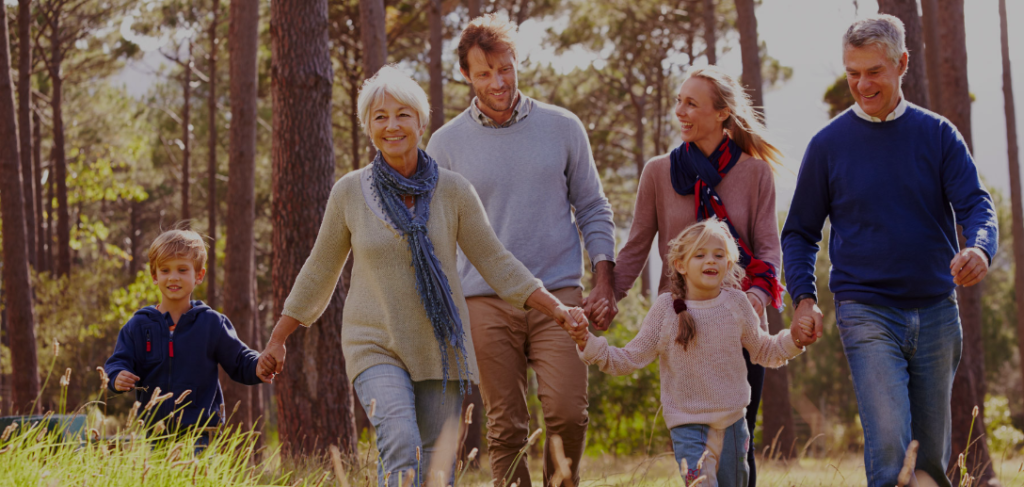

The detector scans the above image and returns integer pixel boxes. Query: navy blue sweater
[104,301,261,428]
[782,105,998,308]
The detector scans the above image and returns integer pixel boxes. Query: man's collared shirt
[852,94,908,122]
[470,91,533,129]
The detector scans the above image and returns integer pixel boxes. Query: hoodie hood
[134,300,212,329]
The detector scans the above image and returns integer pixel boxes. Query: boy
[104,229,265,431]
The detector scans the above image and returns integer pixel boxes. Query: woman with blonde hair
[587,65,784,486]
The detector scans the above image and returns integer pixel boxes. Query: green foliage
[585,287,672,457]
[823,74,855,118]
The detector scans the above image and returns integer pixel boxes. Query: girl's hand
[114,371,140,392]
[791,316,817,347]
[746,292,765,316]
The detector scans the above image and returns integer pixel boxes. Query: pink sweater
[579,290,802,429]
[614,153,782,309]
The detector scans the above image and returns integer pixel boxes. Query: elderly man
[425,14,616,487]
[781,15,997,487]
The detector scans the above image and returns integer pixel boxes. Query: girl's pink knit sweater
[579,289,802,429]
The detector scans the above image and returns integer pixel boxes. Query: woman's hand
[258,315,303,383]
[258,341,286,383]
[746,292,765,316]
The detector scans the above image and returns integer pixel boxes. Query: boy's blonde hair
[666,219,744,349]
[147,229,208,276]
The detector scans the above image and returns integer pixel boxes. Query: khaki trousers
[467,287,588,487]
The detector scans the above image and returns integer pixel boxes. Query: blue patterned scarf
[371,149,471,394]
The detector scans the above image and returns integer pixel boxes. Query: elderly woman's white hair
[357,65,430,138]
[843,14,907,67]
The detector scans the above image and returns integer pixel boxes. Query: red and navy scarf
[669,137,783,309]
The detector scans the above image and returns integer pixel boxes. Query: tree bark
[222,0,261,435]
[702,0,716,64]
[762,307,796,459]
[182,42,193,224]
[33,109,45,273]
[271,0,356,456]
[735,0,763,112]
[921,0,943,114]
[467,0,480,18]
[1000,0,1024,465]
[935,1,998,484]
[49,16,71,277]
[0,10,41,414]
[47,155,55,272]
[360,0,386,78]
[18,0,36,269]
[207,0,220,310]
[877,0,930,108]
[429,0,444,133]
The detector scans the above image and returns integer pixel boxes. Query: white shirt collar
[852,93,908,122]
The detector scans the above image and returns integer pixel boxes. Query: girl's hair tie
[673,299,687,314]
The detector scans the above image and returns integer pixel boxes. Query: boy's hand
[114,371,140,392]
[791,316,817,348]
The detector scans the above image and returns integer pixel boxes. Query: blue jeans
[671,417,750,487]
[836,294,962,487]
[353,365,464,487]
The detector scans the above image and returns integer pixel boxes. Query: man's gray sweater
[425,98,616,297]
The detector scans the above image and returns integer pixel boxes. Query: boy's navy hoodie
[104,301,261,429]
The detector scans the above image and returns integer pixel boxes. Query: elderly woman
[257,66,584,486]
[588,66,785,487]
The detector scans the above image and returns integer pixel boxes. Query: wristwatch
[794,293,817,306]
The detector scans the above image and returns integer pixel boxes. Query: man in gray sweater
[425,13,616,487]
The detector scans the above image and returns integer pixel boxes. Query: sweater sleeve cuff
[578,334,605,364]
[747,289,770,308]
[780,329,805,357]
[281,309,313,328]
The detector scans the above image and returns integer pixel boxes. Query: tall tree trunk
[429,0,444,133]
[936,1,998,484]
[467,0,480,18]
[1000,0,1024,459]
[271,0,356,456]
[17,0,36,269]
[33,109,45,273]
[47,156,55,272]
[921,0,943,114]
[702,0,716,64]
[129,199,141,277]
[222,0,261,434]
[348,80,360,170]
[762,307,796,459]
[0,10,41,414]
[360,0,386,77]
[49,20,70,277]
[877,0,930,108]
[208,0,220,309]
[735,0,763,112]
[182,42,193,224]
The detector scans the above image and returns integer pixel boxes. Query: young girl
[571,219,815,487]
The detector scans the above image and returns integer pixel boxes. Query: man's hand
[793,297,824,344]
[114,371,140,392]
[258,340,286,383]
[746,292,765,317]
[791,316,816,348]
[950,247,989,287]
[584,261,618,330]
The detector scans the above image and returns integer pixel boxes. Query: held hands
[791,316,817,348]
[257,340,287,384]
[950,247,989,287]
[792,297,823,347]
[114,370,140,392]
[582,283,618,331]
[554,306,591,349]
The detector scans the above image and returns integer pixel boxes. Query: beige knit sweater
[580,289,803,429]
[282,165,543,383]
